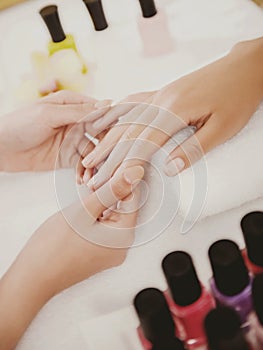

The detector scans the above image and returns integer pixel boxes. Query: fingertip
[123,165,144,184]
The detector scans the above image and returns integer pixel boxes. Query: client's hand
[0,165,144,350]
[82,38,263,189]
[0,90,111,176]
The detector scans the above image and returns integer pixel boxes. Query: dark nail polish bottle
[162,251,215,349]
[83,0,108,31]
[249,274,263,347]
[134,288,183,350]
[241,211,263,275]
[204,307,251,350]
[208,240,253,327]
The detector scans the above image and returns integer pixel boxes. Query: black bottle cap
[39,5,66,43]
[208,240,249,296]
[204,307,250,350]
[134,288,175,343]
[252,274,263,326]
[241,211,263,267]
[162,251,202,306]
[152,337,186,350]
[83,0,108,31]
[138,0,157,18]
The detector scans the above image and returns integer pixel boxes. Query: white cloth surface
[0,0,263,349]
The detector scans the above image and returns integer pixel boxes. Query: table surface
[0,0,263,349]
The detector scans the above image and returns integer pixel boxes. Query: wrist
[230,38,263,94]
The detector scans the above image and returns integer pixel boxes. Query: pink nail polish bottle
[204,307,251,350]
[249,274,263,349]
[134,288,185,350]
[137,0,175,57]
[241,212,263,276]
[162,251,215,349]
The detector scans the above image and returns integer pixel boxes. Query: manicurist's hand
[82,37,263,189]
[0,165,144,350]
[0,90,111,177]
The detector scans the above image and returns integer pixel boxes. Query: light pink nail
[164,158,185,176]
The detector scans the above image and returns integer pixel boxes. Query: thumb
[84,165,144,220]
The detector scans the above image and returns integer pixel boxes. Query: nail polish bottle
[137,0,175,57]
[249,274,263,348]
[162,251,215,349]
[134,288,184,350]
[204,307,251,350]
[241,211,263,275]
[83,0,108,31]
[40,5,87,73]
[208,240,253,327]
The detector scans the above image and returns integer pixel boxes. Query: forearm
[0,213,120,350]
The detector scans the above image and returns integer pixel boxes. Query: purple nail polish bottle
[208,240,253,327]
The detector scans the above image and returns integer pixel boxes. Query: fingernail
[164,158,185,176]
[123,166,144,184]
[95,99,112,109]
[82,153,95,167]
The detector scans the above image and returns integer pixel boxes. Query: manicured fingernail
[123,166,144,184]
[95,99,112,109]
[164,158,185,176]
[82,153,95,167]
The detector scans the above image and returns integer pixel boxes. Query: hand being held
[82,38,263,190]
[0,90,112,176]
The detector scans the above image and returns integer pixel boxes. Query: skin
[0,90,112,181]
[0,165,144,350]
[81,37,263,189]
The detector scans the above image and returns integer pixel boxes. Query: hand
[82,38,263,190]
[0,165,144,350]
[0,90,112,176]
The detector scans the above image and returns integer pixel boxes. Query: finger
[82,103,150,168]
[41,91,112,128]
[85,104,158,189]
[163,117,219,176]
[83,165,144,220]
[116,109,187,170]
[92,91,155,131]
[102,186,141,226]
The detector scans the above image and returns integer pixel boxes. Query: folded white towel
[177,103,263,226]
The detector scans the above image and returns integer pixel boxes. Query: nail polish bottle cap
[83,0,108,31]
[138,0,157,18]
[134,288,175,343]
[204,307,249,350]
[162,251,202,306]
[241,211,263,267]
[39,5,66,43]
[252,274,263,326]
[209,240,249,296]
[152,337,185,350]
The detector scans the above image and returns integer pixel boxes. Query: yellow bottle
[40,5,87,73]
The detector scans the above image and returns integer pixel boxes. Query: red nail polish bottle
[241,212,263,275]
[162,252,215,349]
[134,288,185,350]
